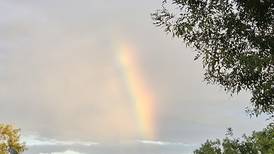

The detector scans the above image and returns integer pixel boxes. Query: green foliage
[194,140,222,154]
[0,124,26,154]
[194,124,274,154]
[152,0,274,115]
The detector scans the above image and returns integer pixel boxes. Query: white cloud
[137,140,196,146]
[23,135,99,146]
[40,150,85,154]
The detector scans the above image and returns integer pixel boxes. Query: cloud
[137,140,196,146]
[23,135,99,147]
[40,150,85,154]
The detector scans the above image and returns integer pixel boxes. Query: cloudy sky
[0,0,268,154]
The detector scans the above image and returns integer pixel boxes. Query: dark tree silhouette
[194,124,274,154]
[152,0,274,115]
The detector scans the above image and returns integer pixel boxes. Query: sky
[0,0,269,154]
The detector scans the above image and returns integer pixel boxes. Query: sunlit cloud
[40,150,85,154]
[23,135,99,147]
[137,140,196,146]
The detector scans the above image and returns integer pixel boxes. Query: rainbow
[115,42,156,140]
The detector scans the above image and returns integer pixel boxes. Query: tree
[0,124,26,154]
[152,0,274,115]
[194,140,222,154]
[194,123,274,154]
